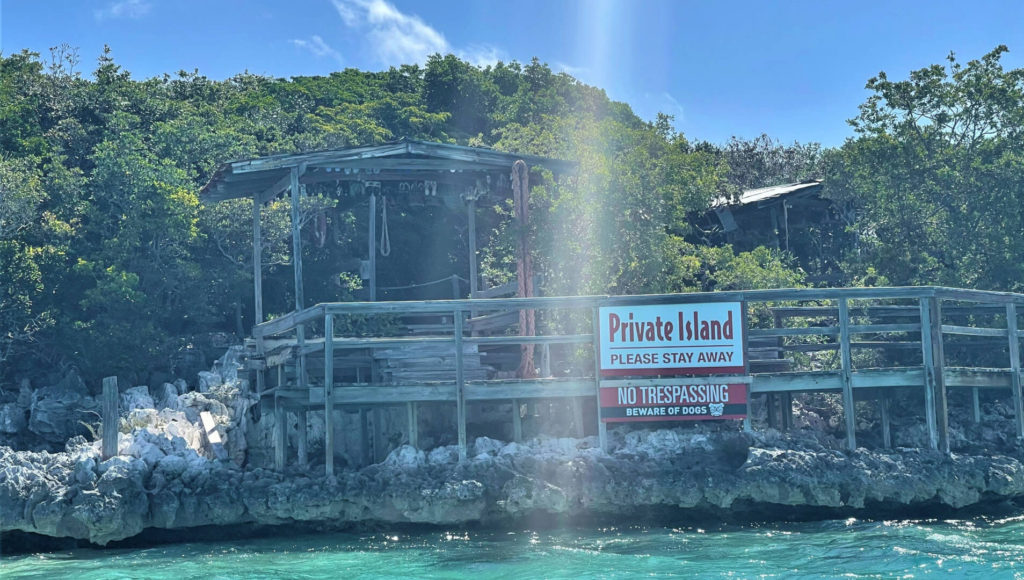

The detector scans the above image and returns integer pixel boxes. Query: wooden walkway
[248,286,1024,476]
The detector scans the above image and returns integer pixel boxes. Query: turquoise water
[4,516,1024,579]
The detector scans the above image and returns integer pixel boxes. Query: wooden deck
[248,286,1024,476]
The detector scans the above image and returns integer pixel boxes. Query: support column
[1008,303,1023,438]
[297,410,308,468]
[407,402,418,448]
[880,392,892,449]
[512,398,523,442]
[592,307,607,451]
[274,397,286,471]
[468,198,478,298]
[290,166,304,310]
[368,193,376,302]
[455,310,467,461]
[252,195,263,328]
[838,298,857,451]
[972,388,981,423]
[324,313,335,476]
[781,392,793,431]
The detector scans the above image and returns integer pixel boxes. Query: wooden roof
[200,138,577,203]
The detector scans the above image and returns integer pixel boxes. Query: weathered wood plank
[920,298,939,451]
[1008,304,1023,438]
[838,298,857,451]
[941,324,1008,337]
[102,376,118,461]
[455,312,467,462]
[252,195,263,327]
[324,314,335,476]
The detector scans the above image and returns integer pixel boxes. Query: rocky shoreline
[3,425,1024,547]
[3,351,1024,549]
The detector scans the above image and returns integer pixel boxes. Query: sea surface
[3,515,1024,579]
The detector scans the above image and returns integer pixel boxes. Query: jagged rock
[28,386,98,443]
[0,403,27,434]
[121,386,154,412]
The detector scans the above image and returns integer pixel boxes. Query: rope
[379,275,468,291]
[378,194,391,257]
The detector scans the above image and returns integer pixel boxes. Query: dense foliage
[1,44,1020,386]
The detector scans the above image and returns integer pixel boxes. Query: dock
[248,285,1024,475]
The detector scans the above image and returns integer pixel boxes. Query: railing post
[101,376,118,460]
[592,306,607,451]
[919,298,938,450]
[920,296,949,453]
[324,313,335,476]
[455,309,467,461]
[1008,303,1023,439]
[838,297,857,451]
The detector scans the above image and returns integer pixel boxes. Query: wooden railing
[252,286,1024,475]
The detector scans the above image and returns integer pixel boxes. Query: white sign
[598,302,745,376]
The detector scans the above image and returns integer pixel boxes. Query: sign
[599,383,748,422]
[598,302,745,376]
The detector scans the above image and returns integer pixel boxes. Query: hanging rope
[513,159,537,379]
[378,194,391,257]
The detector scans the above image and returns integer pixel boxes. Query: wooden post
[512,398,522,442]
[252,195,263,327]
[880,392,891,449]
[972,388,981,423]
[368,193,376,302]
[572,398,585,438]
[921,297,949,453]
[467,198,478,299]
[592,307,607,451]
[101,376,118,460]
[781,391,793,431]
[450,274,460,299]
[838,297,857,451]
[373,408,385,463]
[407,402,418,448]
[359,408,371,466]
[919,298,939,450]
[1007,303,1023,439]
[766,393,778,429]
[290,166,304,310]
[324,313,335,476]
[274,397,286,471]
[455,310,467,461]
[297,410,308,468]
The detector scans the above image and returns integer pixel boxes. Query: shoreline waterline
[4,514,1024,578]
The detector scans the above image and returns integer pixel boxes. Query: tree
[826,46,1024,290]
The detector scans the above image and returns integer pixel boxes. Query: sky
[2,0,1023,147]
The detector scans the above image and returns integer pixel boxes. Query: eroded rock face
[3,427,1024,546]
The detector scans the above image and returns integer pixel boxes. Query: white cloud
[330,0,450,65]
[291,35,344,66]
[94,0,151,21]
[555,62,589,79]
[646,91,685,123]
[458,44,508,68]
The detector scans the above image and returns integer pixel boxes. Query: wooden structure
[200,138,575,323]
[253,286,1023,475]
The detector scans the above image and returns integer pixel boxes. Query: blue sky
[2,0,1022,147]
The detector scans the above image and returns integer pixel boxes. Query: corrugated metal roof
[199,138,577,203]
[737,180,823,206]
